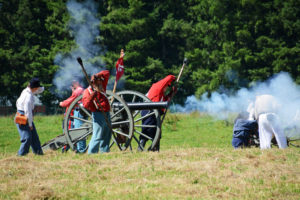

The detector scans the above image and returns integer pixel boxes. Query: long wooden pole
[160,58,187,124]
[112,79,117,93]
[77,57,92,86]
[111,49,124,105]
[176,58,188,83]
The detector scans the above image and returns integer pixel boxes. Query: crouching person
[254,95,287,149]
[15,77,44,156]
[139,75,177,151]
[258,113,287,149]
[232,117,258,149]
[82,70,112,154]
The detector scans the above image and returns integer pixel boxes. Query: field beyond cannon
[0,113,299,199]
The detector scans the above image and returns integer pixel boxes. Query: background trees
[0,0,72,111]
[0,0,299,111]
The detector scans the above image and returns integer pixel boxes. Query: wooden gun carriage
[42,90,170,152]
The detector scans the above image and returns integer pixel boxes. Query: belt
[17,110,25,114]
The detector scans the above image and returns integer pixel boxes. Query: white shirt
[16,87,44,127]
[254,95,280,120]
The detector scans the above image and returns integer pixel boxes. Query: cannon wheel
[63,91,134,151]
[117,90,161,151]
[285,127,300,148]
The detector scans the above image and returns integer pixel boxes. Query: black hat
[30,77,41,88]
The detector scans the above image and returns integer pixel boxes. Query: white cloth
[254,95,280,119]
[258,113,287,149]
[16,87,44,127]
[33,86,44,95]
[247,102,255,120]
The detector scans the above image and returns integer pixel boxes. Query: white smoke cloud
[171,72,300,135]
[52,0,107,96]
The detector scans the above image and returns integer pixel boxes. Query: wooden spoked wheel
[63,91,134,151]
[117,90,161,151]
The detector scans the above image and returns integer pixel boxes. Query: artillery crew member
[15,77,44,156]
[249,95,287,149]
[59,80,85,153]
[232,117,258,148]
[139,75,177,151]
[82,70,112,154]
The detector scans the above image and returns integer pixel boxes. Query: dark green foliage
[0,0,299,110]
[0,0,72,111]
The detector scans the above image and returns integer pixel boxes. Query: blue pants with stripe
[74,109,86,153]
[88,112,112,154]
[15,110,43,156]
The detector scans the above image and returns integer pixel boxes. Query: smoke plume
[52,0,107,96]
[172,72,300,136]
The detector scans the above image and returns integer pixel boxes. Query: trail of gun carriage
[1,0,300,199]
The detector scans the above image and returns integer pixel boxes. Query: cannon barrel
[112,101,168,110]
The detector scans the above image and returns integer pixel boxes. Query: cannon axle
[112,101,168,110]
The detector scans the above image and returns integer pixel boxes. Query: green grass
[162,112,233,149]
[0,114,64,154]
[0,113,299,200]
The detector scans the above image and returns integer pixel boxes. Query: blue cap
[30,77,41,88]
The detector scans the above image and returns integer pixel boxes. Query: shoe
[150,140,160,152]
[61,145,70,153]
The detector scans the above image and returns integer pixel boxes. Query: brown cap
[91,73,104,82]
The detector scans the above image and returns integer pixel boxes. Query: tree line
[0,0,299,113]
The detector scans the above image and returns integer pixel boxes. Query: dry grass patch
[1,147,299,199]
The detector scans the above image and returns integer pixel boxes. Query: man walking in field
[15,77,44,156]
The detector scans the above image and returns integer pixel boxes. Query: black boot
[151,140,160,152]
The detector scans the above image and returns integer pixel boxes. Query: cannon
[42,90,169,152]
[42,57,188,152]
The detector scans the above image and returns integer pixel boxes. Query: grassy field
[0,113,299,199]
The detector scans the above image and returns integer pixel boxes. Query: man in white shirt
[15,77,44,156]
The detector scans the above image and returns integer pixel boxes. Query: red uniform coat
[60,86,84,110]
[147,75,176,102]
[60,86,84,129]
[82,70,110,112]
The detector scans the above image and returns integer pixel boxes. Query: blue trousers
[88,112,111,154]
[74,109,86,153]
[140,110,157,141]
[15,111,43,156]
[232,137,249,149]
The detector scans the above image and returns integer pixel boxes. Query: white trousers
[258,113,287,149]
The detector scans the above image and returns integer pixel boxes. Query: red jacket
[82,70,110,112]
[147,75,176,102]
[60,86,84,109]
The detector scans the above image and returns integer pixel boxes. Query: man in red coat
[59,80,85,152]
[139,75,177,151]
[82,70,112,154]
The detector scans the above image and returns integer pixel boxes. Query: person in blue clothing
[232,112,259,149]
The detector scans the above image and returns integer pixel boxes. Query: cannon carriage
[42,90,169,152]
[42,57,188,152]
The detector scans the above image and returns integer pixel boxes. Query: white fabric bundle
[254,94,281,119]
